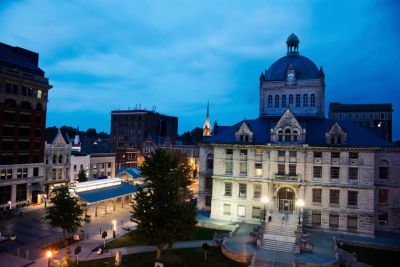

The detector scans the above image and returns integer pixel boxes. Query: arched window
[275,95,280,108]
[295,94,301,107]
[284,128,291,142]
[58,155,63,164]
[303,94,308,107]
[268,95,273,108]
[379,160,389,179]
[289,95,293,105]
[282,95,287,107]
[293,130,299,142]
[207,153,214,170]
[277,130,283,142]
[310,94,316,107]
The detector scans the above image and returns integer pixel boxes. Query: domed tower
[259,34,325,118]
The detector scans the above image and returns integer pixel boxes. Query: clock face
[287,72,295,81]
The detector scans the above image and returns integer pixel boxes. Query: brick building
[111,109,178,169]
[0,43,52,208]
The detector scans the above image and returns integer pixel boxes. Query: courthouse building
[198,34,400,235]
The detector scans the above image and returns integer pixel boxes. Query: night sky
[1,0,399,140]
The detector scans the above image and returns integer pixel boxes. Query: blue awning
[77,182,138,203]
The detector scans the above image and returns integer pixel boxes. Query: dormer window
[235,121,254,143]
[326,123,347,145]
[271,109,306,144]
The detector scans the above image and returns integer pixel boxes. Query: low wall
[221,241,252,265]
[196,221,236,231]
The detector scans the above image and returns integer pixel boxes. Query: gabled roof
[203,116,395,147]
[46,130,70,145]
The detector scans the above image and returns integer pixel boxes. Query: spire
[203,102,211,137]
[286,33,300,56]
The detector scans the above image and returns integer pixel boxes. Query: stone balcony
[273,173,300,183]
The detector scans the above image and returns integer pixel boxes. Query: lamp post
[43,194,47,208]
[112,220,116,238]
[295,199,304,225]
[261,196,269,223]
[46,250,53,267]
[8,201,11,210]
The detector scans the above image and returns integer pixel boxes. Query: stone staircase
[262,212,299,253]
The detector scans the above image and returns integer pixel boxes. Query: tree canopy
[77,169,88,182]
[131,149,197,261]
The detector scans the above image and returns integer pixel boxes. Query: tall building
[329,103,393,142]
[198,34,400,236]
[110,109,178,168]
[0,43,52,208]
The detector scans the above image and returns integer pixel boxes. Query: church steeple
[203,102,211,137]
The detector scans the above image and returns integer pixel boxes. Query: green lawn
[105,226,229,249]
[80,247,246,267]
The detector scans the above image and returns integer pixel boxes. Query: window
[253,184,261,199]
[289,151,297,158]
[289,164,296,176]
[310,94,316,107]
[347,215,357,231]
[284,128,291,142]
[330,190,340,205]
[223,204,231,215]
[314,152,322,158]
[0,185,12,205]
[225,149,233,175]
[0,169,13,180]
[348,191,358,207]
[239,183,247,198]
[58,155,63,164]
[17,168,28,178]
[237,205,246,217]
[313,166,322,179]
[278,150,285,157]
[349,153,358,159]
[312,211,321,226]
[275,95,280,108]
[107,162,112,168]
[252,207,261,219]
[206,154,214,170]
[303,94,308,107]
[277,164,285,175]
[16,184,27,202]
[329,213,339,229]
[348,168,358,182]
[74,165,77,170]
[282,95,287,107]
[378,189,389,204]
[379,161,389,179]
[312,189,322,203]
[224,182,232,196]
[205,175,212,190]
[331,152,340,159]
[255,149,262,176]
[378,212,388,224]
[268,95,273,108]
[289,95,294,105]
[33,167,39,177]
[295,94,300,107]
[331,167,340,180]
[239,150,247,176]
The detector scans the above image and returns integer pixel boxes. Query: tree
[85,128,97,137]
[131,149,197,262]
[77,169,87,182]
[43,186,84,267]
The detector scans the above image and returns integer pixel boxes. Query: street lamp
[43,194,47,208]
[46,250,53,267]
[261,196,269,223]
[8,201,11,210]
[112,220,116,238]
[295,199,305,225]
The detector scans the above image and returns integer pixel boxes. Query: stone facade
[70,153,90,183]
[89,153,116,179]
[197,34,400,236]
[44,131,71,194]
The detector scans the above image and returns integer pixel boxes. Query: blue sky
[1,0,399,139]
